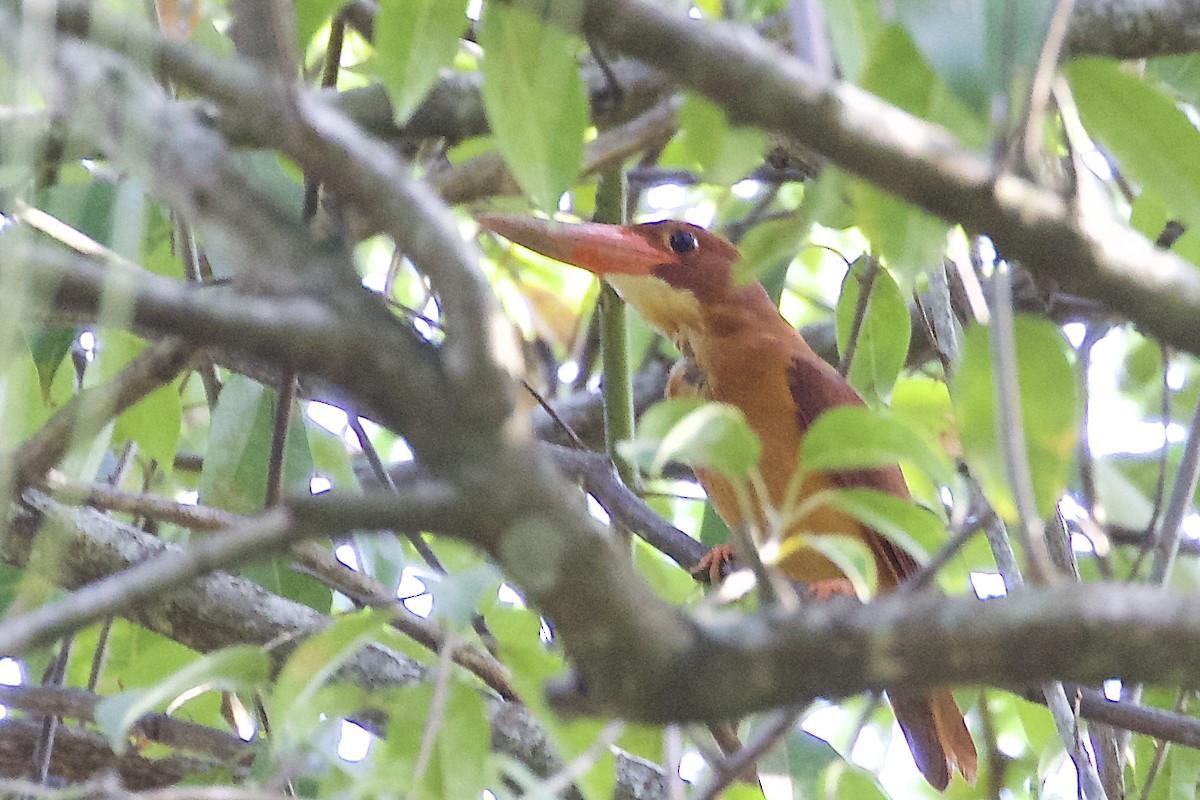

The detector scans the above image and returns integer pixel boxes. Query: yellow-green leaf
[479,1,587,212]
[952,317,1080,520]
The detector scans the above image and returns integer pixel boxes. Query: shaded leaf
[269,609,390,750]
[200,375,313,514]
[896,1,1055,119]
[835,257,910,402]
[26,327,76,401]
[95,646,267,754]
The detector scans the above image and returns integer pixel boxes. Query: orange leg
[691,544,735,584]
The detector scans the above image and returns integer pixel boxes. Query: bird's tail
[888,688,978,791]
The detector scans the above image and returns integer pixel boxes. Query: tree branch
[573,0,1200,361]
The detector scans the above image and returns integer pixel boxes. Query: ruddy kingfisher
[479,215,977,791]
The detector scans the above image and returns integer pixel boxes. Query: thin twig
[31,642,71,786]
[10,340,192,489]
[1136,689,1188,800]
[987,258,1056,583]
[521,721,623,800]
[1021,0,1076,176]
[348,416,446,574]
[694,704,807,800]
[43,478,240,530]
[0,481,460,656]
[1148,390,1200,586]
[264,373,296,509]
[837,257,879,377]
[405,633,457,800]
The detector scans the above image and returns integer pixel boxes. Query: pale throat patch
[604,273,704,352]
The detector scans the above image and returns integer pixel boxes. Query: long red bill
[477,215,664,276]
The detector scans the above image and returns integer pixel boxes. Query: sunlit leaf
[295,0,344,50]
[773,532,876,598]
[95,646,267,753]
[952,317,1080,520]
[800,405,955,488]
[1070,58,1200,233]
[479,1,587,212]
[822,487,938,564]
[854,27,949,282]
[621,398,761,481]
[113,380,182,474]
[372,681,490,800]
[663,93,767,186]
[836,257,910,402]
[377,0,469,123]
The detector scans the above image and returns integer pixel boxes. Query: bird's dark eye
[668,230,698,255]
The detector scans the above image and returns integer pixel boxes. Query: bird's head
[478,215,742,342]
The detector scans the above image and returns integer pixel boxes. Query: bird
[478,214,977,791]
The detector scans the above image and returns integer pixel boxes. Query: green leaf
[895,1,1055,119]
[835,257,911,402]
[663,93,767,186]
[479,1,588,212]
[26,327,76,401]
[113,380,182,473]
[853,27,949,282]
[733,213,809,297]
[423,564,500,628]
[200,375,314,514]
[952,317,1080,520]
[377,0,469,123]
[1069,59,1200,231]
[372,682,490,800]
[229,152,305,219]
[295,0,343,50]
[35,180,117,247]
[242,558,332,612]
[94,646,268,754]
[0,348,57,448]
[776,531,876,597]
[799,405,955,489]
[824,0,884,83]
[621,398,761,481]
[1148,52,1200,107]
[756,722,844,800]
[822,487,939,564]
[268,609,390,750]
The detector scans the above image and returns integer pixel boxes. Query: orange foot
[692,545,735,584]
[806,578,858,600]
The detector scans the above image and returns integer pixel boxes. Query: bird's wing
[784,354,921,587]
